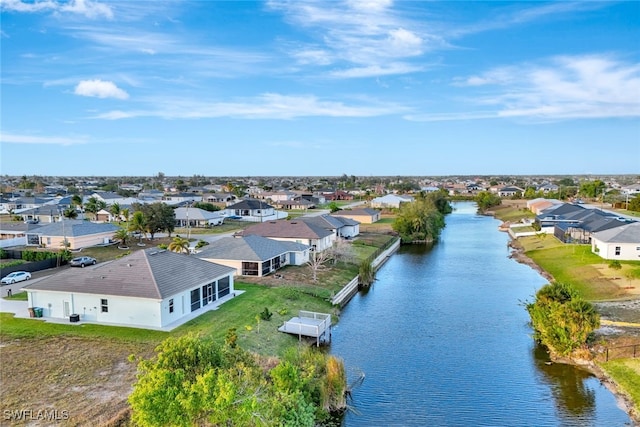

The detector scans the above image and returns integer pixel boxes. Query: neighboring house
[225,199,286,222]
[197,234,310,277]
[10,197,52,212]
[16,205,64,224]
[370,194,414,209]
[332,208,381,224]
[591,222,640,261]
[272,198,316,211]
[535,203,586,231]
[237,219,336,252]
[498,186,525,197]
[527,198,563,215]
[23,248,236,330]
[301,214,360,239]
[0,221,38,248]
[90,192,140,207]
[537,183,559,194]
[203,193,236,204]
[322,190,354,201]
[25,220,120,249]
[554,211,628,244]
[162,193,203,206]
[174,207,225,227]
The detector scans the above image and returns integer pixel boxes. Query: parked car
[1,271,32,285]
[69,256,97,268]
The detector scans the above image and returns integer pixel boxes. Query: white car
[1,271,32,285]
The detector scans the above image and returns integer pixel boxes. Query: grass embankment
[0,232,396,425]
[493,201,640,423]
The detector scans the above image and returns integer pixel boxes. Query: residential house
[174,207,225,227]
[554,210,628,244]
[301,214,360,239]
[332,208,381,224]
[591,222,640,261]
[23,248,236,329]
[272,198,316,211]
[370,194,414,209]
[535,203,586,232]
[90,192,140,207]
[197,234,310,277]
[237,219,336,252]
[17,205,64,224]
[498,186,525,197]
[25,220,120,250]
[527,198,563,215]
[225,199,287,222]
[162,193,202,206]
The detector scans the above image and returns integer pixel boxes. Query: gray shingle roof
[593,222,640,244]
[31,220,120,237]
[227,199,274,210]
[240,220,333,239]
[198,235,309,261]
[24,248,235,299]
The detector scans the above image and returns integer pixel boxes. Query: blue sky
[1,0,639,177]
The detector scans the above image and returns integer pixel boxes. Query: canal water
[331,202,632,426]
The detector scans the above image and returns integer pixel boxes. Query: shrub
[608,260,622,270]
[260,307,273,321]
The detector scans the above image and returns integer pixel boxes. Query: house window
[242,262,259,276]
[190,289,201,312]
[101,299,108,313]
[169,299,174,314]
[218,276,230,297]
[262,260,271,276]
[615,246,621,256]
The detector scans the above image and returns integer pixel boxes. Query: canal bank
[331,201,632,426]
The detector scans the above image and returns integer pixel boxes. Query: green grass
[493,205,535,223]
[3,291,27,301]
[600,359,640,415]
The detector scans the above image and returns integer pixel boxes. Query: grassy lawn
[492,204,536,223]
[599,358,640,419]
[518,235,640,300]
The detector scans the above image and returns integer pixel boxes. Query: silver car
[69,256,97,268]
[1,271,32,285]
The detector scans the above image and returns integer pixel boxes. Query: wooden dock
[278,310,332,346]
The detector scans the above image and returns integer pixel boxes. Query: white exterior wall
[339,224,359,238]
[27,274,235,329]
[592,239,640,261]
[27,290,163,328]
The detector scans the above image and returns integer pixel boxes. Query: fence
[0,249,65,277]
[604,344,640,362]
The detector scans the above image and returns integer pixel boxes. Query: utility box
[70,314,80,323]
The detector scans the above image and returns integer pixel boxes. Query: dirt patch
[0,336,155,426]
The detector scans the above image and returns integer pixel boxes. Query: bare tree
[307,250,333,281]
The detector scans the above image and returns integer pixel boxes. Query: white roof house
[591,222,640,261]
[23,248,236,330]
[370,194,415,209]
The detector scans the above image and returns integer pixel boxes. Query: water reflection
[532,343,597,421]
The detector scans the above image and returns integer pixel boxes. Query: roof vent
[127,263,132,267]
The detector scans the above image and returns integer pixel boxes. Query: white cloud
[1,0,113,19]
[0,132,87,145]
[330,63,424,78]
[93,93,407,120]
[74,79,129,99]
[423,55,640,122]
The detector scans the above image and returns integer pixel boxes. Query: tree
[526,282,599,357]
[71,195,83,208]
[113,228,130,248]
[84,197,106,220]
[475,191,502,212]
[168,236,190,254]
[392,196,447,244]
[63,207,78,219]
[109,202,121,221]
[121,208,130,222]
[136,202,176,239]
[129,211,147,240]
[307,250,332,281]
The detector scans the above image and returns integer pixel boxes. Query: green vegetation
[475,191,502,212]
[4,291,27,301]
[393,191,451,243]
[526,282,600,357]
[600,359,640,416]
[128,333,346,426]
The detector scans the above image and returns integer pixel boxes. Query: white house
[591,222,640,261]
[174,207,225,227]
[23,248,236,330]
[370,194,414,209]
[225,199,287,222]
[197,234,310,277]
[238,220,336,252]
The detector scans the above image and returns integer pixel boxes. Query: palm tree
[109,202,121,222]
[168,236,190,254]
[113,228,130,248]
[121,208,130,223]
[128,211,146,242]
[63,207,78,219]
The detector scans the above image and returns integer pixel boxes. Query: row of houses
[12,205,383,330]
[531,199,639,261]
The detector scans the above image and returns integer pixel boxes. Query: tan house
[25,220,120,250]
[332,208,381,224]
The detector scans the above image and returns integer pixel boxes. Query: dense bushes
[128,333,347,426]
[526,282,599,357]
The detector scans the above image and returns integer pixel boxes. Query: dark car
[69,256,97,268]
